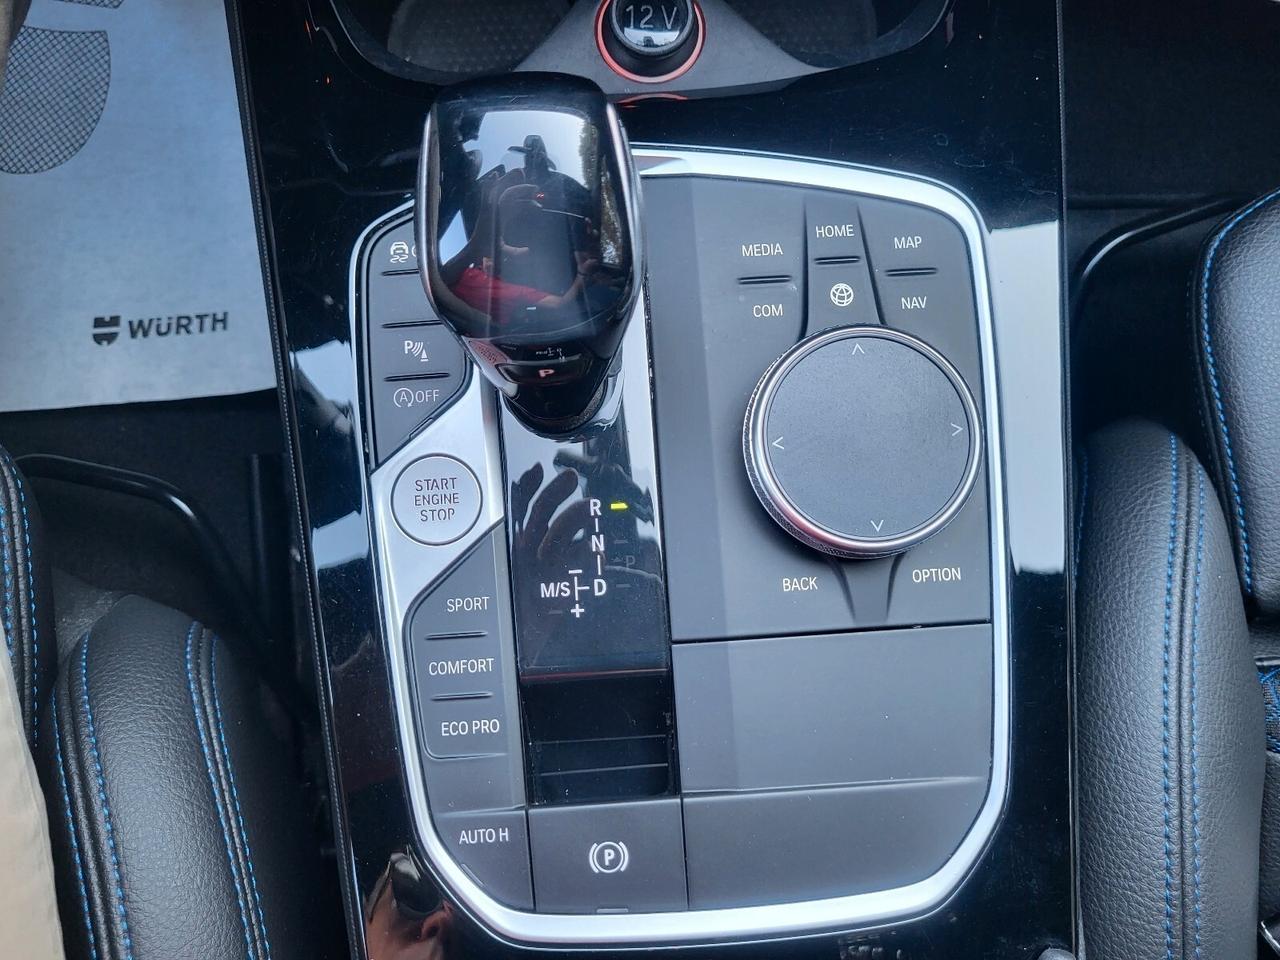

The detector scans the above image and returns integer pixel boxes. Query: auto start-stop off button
[392,455,482,545]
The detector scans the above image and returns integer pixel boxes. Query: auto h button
[438,811,533,910]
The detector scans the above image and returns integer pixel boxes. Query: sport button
[392,455,482,545]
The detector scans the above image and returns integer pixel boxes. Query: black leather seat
[0,449,329,960]
[1077,187,1280,959]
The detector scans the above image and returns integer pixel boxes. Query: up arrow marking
[950,422,963,437]
[851,343,866,355]
[871,519,885,532]
[772,437,785,450]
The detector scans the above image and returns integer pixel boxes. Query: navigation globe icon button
[829,282,855,307]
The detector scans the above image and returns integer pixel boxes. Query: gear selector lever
[417,74,642,435]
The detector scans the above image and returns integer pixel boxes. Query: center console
[230,0,1072,955]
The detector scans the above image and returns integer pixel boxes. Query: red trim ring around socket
[595,0,705,85]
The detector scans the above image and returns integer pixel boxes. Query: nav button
[529,799,687,913]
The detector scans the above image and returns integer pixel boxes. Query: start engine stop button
[392,454,482,545]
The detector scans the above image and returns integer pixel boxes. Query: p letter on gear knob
[416,74,643,436]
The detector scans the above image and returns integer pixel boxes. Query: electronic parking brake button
[392,455,482,546]
[528,799,687,913]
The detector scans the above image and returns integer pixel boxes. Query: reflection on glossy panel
[420,75,642,434]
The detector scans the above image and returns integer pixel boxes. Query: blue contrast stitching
[53,697,99,960]
[10,459,39,742]
[211,636,274,960]
[186,622,258,960]
[1,481,13,659]
[1198,187,1280,595]
[1189,472,1206,959]
[1074,449,1089,590]
[79,637,134,959]
[1160,433,1179,960]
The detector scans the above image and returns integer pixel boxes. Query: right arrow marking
[950,422,963,437]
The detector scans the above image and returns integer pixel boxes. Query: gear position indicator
[536,496,611,619]
[506,436,668,677]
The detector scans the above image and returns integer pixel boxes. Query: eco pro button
[392,455,482,545]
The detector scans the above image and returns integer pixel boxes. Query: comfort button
[412,634,503,699]
[392,455,482,546]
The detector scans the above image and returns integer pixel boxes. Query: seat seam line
[6,451,38,745]
[79,634,135,960]
[186,620,258,960]
[53,694,100,960]
[211,637,274,960]
[1197,186,1280,596]
[1189,470,1206,958]
[1161,432,1179,960]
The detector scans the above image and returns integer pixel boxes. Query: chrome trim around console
[356,148,1011,946]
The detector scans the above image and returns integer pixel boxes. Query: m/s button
[528,799,687,913]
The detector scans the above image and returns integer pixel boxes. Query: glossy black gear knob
[417,74,642,435]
